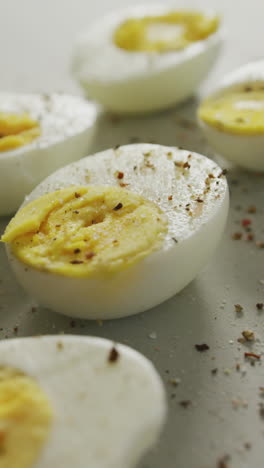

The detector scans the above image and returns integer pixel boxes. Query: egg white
[72,4,223,114]
[0,334,166,468]
[198,60,264,171]
[6,144,229,319]
[0,92,97,216]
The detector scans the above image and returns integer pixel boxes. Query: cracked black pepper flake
[195,343,210,352]
[75,192,81,198]
[113,202,123,211]
[256,303,264,310]
[211,368,218,375]
[70,260,83,264]
[70,320,76,328]
[108,347,119,363]
[74,248,81,254]
[179,400,192,408]
[172,237,178,243]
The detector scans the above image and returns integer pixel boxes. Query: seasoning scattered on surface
[179,400,192,408]
[234,304,243,314]
[244,352,261,360]
[241,330,255,342]
[232,232,242,240]
[108,346,119,363]
[195,343,210,352]
[113,202,123,211]
[256,303,264,310]
[211,368,218,375]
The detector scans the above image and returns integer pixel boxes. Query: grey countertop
[1,1,264,467]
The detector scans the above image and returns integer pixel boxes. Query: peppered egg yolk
[198,85,264,135]
[0,112,40,152]
[2,185,167,277]
[114,11,219,53]
[0,366,52,468]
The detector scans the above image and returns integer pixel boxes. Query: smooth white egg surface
[2,144,229,320]
[198,60,264,171]
[0,92,97,216]
[72,4,223,114]
[0,334,166,468]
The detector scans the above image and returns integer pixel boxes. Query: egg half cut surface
[0,334,166,468]
[72,4,223,114]
[0,92,97,216]
[2,144,229,319]
[198,60,264,171]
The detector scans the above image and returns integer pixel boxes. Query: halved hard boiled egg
[0,92,97,216]
[2,144,229,319]
[72,5,223,114]
[198,60,264,171]
[0,334,166,468]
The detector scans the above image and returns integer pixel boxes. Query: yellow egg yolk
[198,85,264,135]
[0,366,52,468]
[0,112,40,152]
[114,11,219,53]
[2,185,168,277]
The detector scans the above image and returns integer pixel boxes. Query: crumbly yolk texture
[198,85,264,135]
[0,366,52,468]
[114,11,219,53]
[0,112,40,152]
[2,185,167,277]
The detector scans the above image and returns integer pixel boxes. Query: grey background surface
[0,1,264,467]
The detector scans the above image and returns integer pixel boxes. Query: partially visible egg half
[0,334,166,468]
[72,4,223,114]
[198,60,264,171]
[2,144,229,319]
[0,92,97,216]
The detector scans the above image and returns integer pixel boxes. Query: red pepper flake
[232,232,242,240]
[168,195,173,201]
[86,252,95,260]
[195,343,210,352]
[74,192,81,198]
[70,260,83,264]
[256,303,264,310]
[179,400,192,408]
[74,248,81,254]
[241,218,252,227]
[208,173,215,179]
[119,182,129,187]
[244,352,261,360]
[113,202,123,211]
[108,346,119,363]
[117,171,124,179]
[246,233,254,241]
[183,162,191,169]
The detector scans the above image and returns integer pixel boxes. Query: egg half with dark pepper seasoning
[198,60,264,171]
[72,5,223,114]
[0,92,97,215]
[2,144,229,319]
[0,335,166,468]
